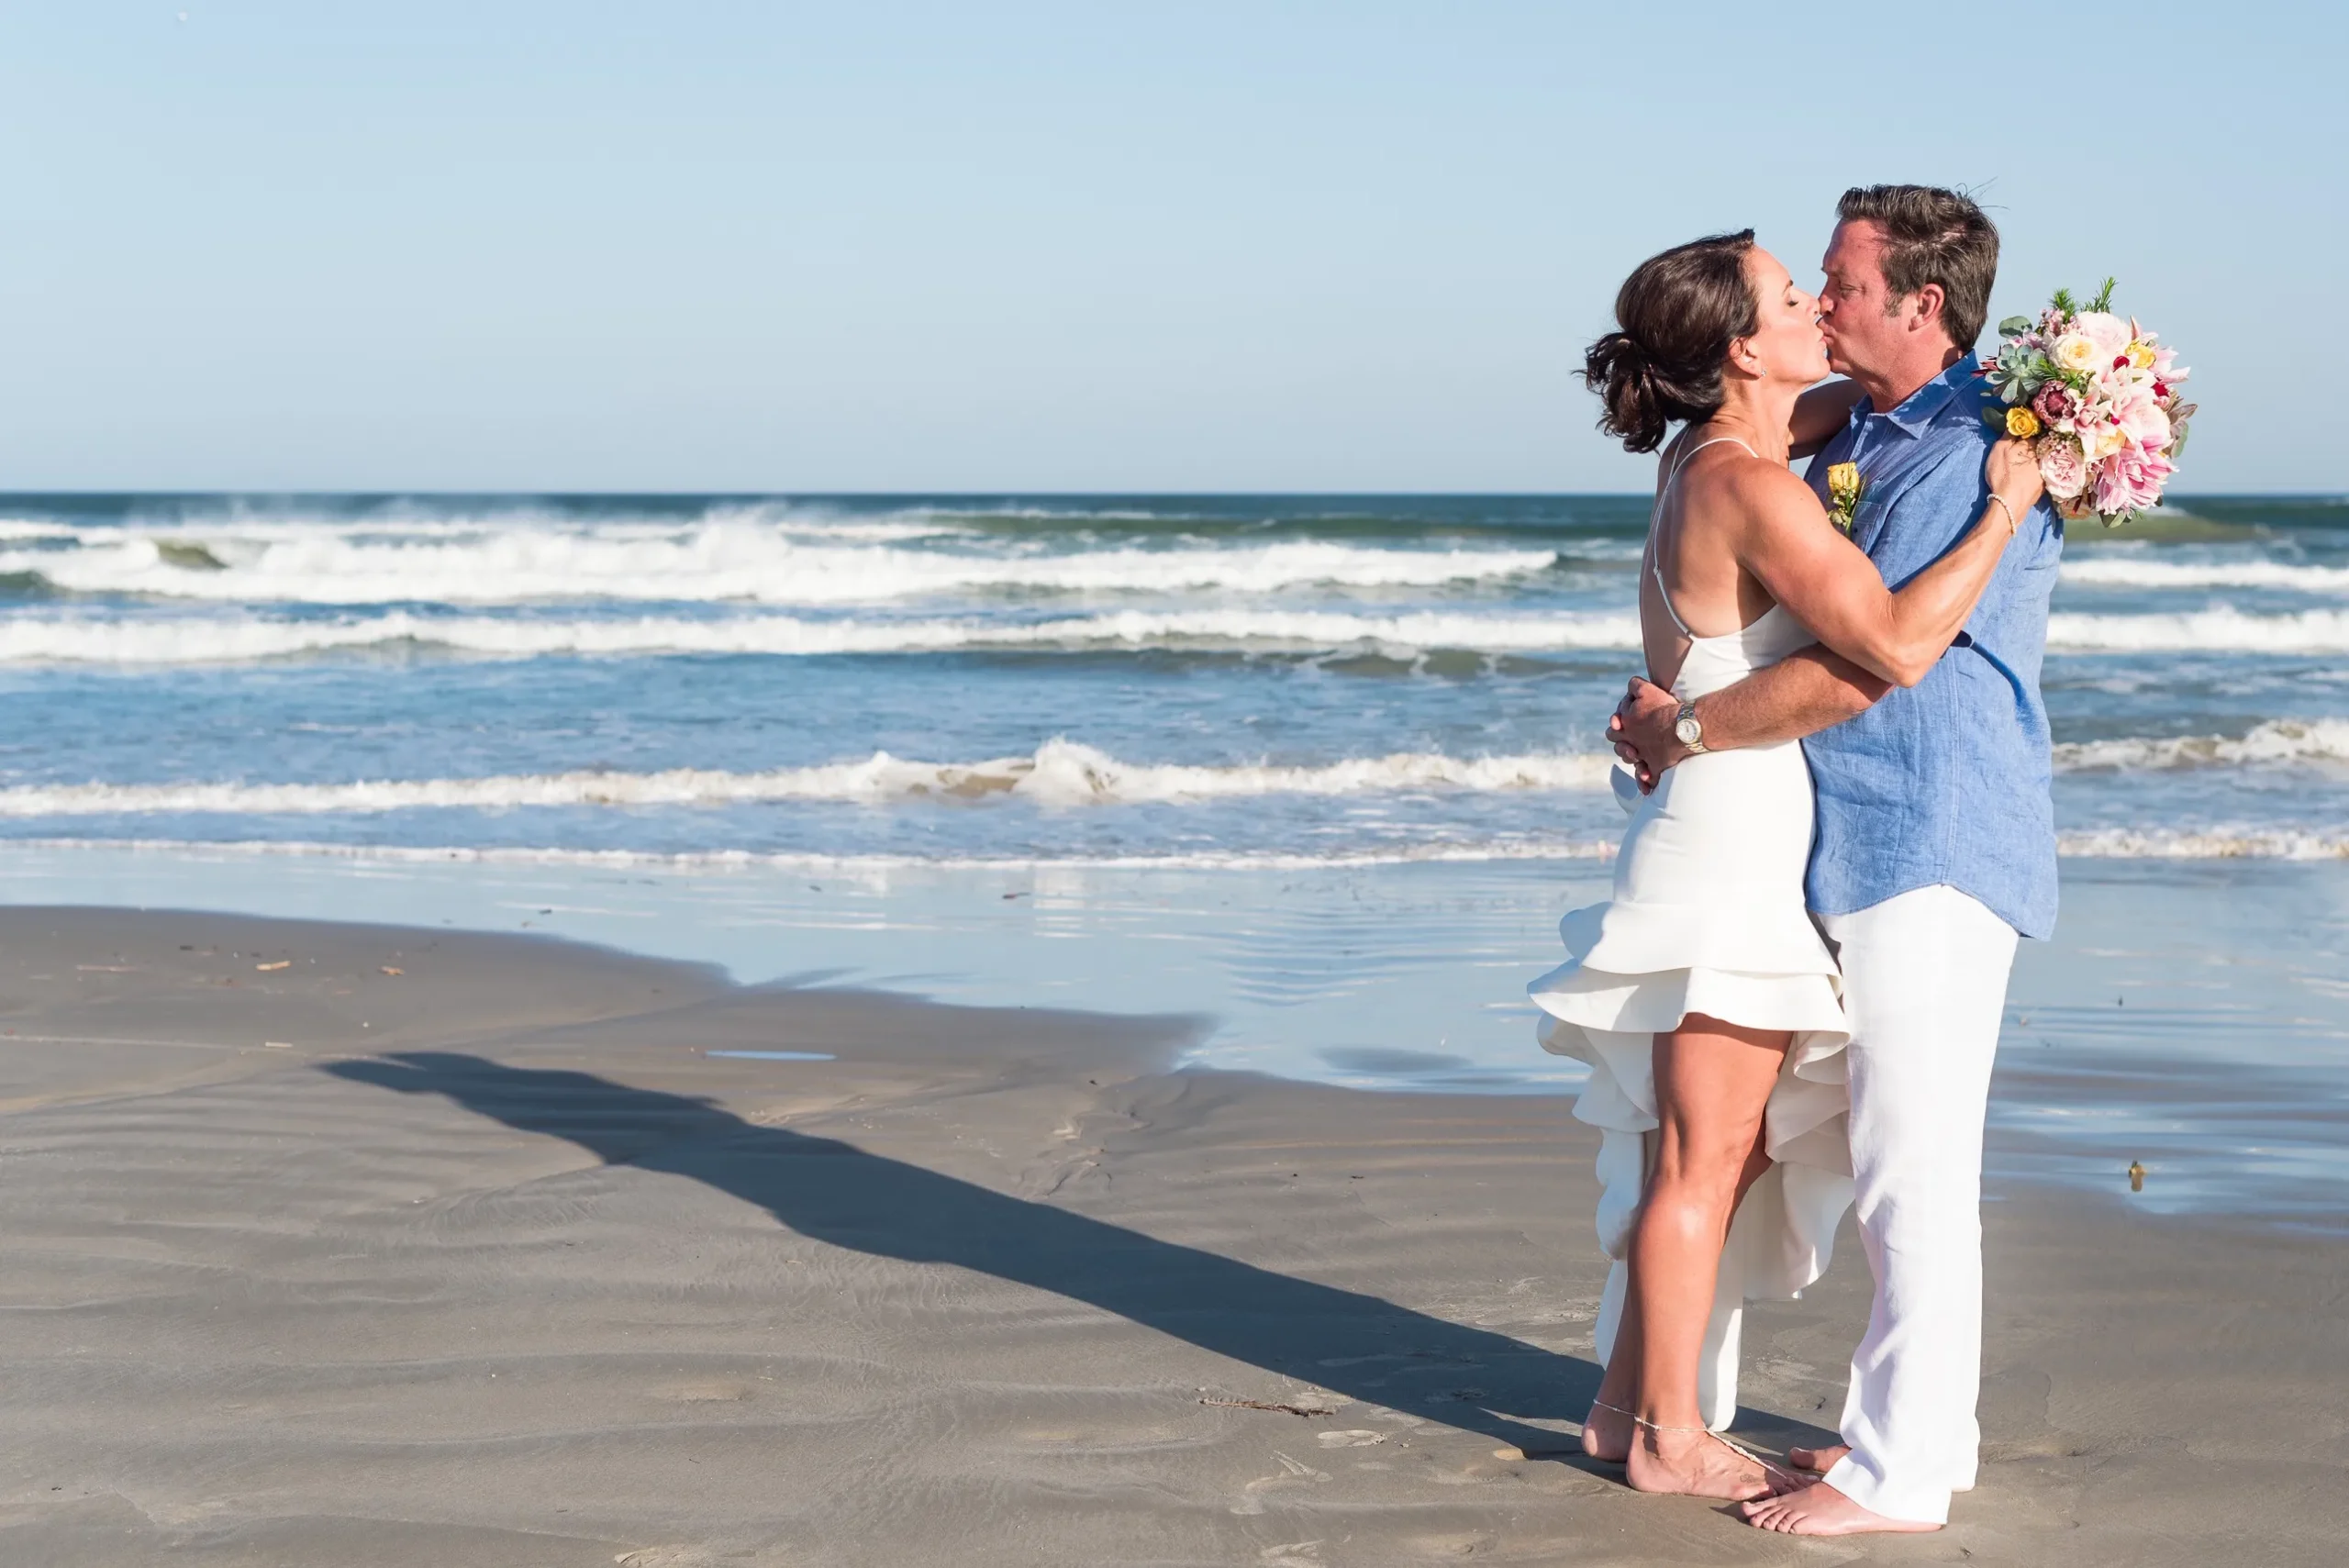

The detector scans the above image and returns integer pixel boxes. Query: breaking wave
[2054,827,2349,860]
[0,740,1621,817]
[2061,557,2349,593]
[7,602,2349,664]
[2053,719,2349,772]
[3,718,2339,822]
[2046,606,2349,653]
[0,527,1558,605]
[0,828,2340,866]
[0,608,1647,664]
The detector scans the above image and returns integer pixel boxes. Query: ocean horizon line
[0,487,2340,503]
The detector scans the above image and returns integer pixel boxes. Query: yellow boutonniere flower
[1826,462,1864,534]
[2006,406,2043,439]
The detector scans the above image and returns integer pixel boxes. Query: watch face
[1675,716,1702,745]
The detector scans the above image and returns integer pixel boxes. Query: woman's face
[1737,248,1830,387]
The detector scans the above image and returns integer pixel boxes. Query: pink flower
[2091,440,2176,516]
[2036,434,2088,499]
[2033,382,2081,428]
[2076,311,2133,361]
[2110,384,2173,449]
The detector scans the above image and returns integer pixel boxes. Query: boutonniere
[1826,462,1865,535]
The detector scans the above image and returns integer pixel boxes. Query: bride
[1529,229,2043,1501]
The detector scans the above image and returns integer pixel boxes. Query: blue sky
[0,3,2335,492]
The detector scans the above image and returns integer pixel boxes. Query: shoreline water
[0,904,2341,1565]
[0,846,2342,1227]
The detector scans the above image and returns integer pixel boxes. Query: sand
[0,906,2343,1566]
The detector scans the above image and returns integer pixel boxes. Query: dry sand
[0,906,2342,1566]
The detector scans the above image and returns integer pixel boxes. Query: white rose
[2053,333,2100,373]
[2087,421,2132,461]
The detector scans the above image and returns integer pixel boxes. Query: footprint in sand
[1230,1451,1330,1516]
[1315,1429,1387,1448]
[650,1380,751,1403]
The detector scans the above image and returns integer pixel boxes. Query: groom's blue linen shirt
[1799,359,2063,939]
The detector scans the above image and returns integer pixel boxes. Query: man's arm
[1609,647,1891,787]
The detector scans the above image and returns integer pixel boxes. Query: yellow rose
[2053,333,2099,373]
[2005,406,2042,439]
[1825,462,1863,534]
[2128,342,2156,369]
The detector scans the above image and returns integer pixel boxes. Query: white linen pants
[1815,884,2018,1526]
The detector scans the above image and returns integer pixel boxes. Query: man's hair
[1836,184,1999,349]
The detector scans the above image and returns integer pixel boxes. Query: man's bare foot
[1581,1400,1633,1463]
[1625,1429,1793,1502]
[1787,1441,1850,1473]
[1739,1480,1940,1535]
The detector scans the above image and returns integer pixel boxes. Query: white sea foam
[2061,557,2349,593]
[2047,606,2349,653]
[0,828,2338,867]
[0,608,1646,664]
[0,527,1556,604]
[2054,827,2349,860]
[11,601,2349,664]
[2052,719,2349,772]
[0,835,1624,871]
[3,718,2334,823]
[0,741,1620,817]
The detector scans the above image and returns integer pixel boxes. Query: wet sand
[0,907,2342,1566]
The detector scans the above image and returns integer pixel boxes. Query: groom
[1609,184,2060,1536]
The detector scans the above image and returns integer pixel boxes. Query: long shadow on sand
[328,1051,1606,1454]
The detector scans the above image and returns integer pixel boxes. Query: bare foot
[1581,1401,1632,1463]
[1739,1479,1940,1535]
[1625,1429,1794,1502]
[1787,1441,1850,1473]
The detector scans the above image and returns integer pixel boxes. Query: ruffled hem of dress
[1525,897,1855,1306]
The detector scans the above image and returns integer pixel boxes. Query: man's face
[1817,219,1903,380]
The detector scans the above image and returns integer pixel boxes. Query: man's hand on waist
[1609,677,1687,794]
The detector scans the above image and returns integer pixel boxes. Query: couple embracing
[1530,184,2058,1537]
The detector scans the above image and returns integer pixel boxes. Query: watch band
[1675,700,1709,754]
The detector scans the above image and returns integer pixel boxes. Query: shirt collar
[1854,357,1978,439]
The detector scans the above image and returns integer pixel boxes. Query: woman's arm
[1788,380,1865,459]
[1725,439,2044,688]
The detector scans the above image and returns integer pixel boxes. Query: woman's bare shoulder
[1684,450,1823,530]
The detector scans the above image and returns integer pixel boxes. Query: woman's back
[1642,434,1813,699]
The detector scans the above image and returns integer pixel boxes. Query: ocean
[1,490,2343,862]
[0,491,2343,1217]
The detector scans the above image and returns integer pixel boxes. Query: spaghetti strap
[1645,435,1759,640]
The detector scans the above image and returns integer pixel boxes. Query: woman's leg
[1620,1013,1792,1499]
[1586,1124,1776,1461]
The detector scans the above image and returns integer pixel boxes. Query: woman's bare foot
[1739,1480,1940,1535]
[1624,1428,1793,1502]
[1581,1401,1633,1463]
[1786,1441,1850,1473]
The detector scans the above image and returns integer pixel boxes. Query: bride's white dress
[1528,439,1855,1430]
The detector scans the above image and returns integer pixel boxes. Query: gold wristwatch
[1674,701,1709,754]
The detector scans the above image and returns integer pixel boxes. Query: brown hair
[1835,184,1999,349]
[1582,230,1757,454]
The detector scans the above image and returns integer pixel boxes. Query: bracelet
[1987,495,2019,536]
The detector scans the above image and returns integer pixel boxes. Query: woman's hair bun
[1581,230,1758,454]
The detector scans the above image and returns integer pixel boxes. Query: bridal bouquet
[1981,281,2192,526]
